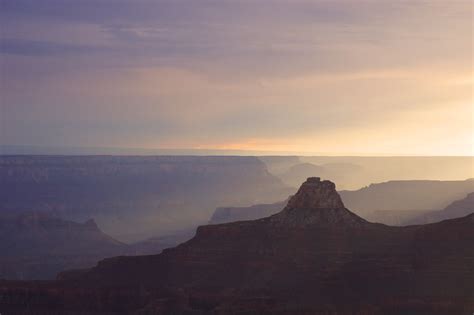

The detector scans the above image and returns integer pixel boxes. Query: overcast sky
[1,0,472,155]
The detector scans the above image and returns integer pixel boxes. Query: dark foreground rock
[1,178,473,314]
[0,212,195,280]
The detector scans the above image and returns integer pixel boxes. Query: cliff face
[209,178,363,226]
[265,177,368,229]
[0,155,291,241]
[1,178,473,314]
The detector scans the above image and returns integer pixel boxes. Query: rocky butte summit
[1,178,473,314]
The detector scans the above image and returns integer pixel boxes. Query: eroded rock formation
[1,178,473,314]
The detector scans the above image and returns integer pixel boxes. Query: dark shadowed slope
[129,228,197,256]
[0,212,194,280]
[209,200,287,224]
[1,178,472,314]
[0,212,125,280]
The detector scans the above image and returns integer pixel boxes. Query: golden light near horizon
[1,1,472,155]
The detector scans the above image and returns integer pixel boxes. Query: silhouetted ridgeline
[0,211,187,280]
[209,200,287,224]
[0,178,472,314]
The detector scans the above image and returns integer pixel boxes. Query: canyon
[1,177,472,314]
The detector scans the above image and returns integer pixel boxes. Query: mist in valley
[0,0,472,313]
[0,154,472,281]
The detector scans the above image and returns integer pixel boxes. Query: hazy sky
[1,0,472,155]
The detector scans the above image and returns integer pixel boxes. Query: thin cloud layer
[1,0,472,155]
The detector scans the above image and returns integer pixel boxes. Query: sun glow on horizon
[1,1,472,155]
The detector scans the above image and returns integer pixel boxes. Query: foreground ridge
[0,178,473,315]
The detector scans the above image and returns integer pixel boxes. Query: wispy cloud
[0,0,472,154]
[0,38,107,56]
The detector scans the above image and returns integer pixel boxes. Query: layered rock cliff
[0,155,291,241]
[268,177,368,227]
[1,178,473,314]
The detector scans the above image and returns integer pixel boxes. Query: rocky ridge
[0,178,473,314]
[268,177,368,227]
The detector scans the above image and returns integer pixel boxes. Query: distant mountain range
[1,178,472,314]
[340,179,474,220]
[1,155,472,286]
[0,155,291,242]
[406,192,474,225]
[276,162,364,189]
[261,156,474,190]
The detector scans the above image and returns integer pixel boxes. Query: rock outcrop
[268,177,367,227]
[1,178,473,314]
[208,179,474,226]
[210,177,352,226]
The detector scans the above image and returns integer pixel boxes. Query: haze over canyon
[0,0,472,314]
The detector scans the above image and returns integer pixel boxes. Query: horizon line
[1,144,473,158]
